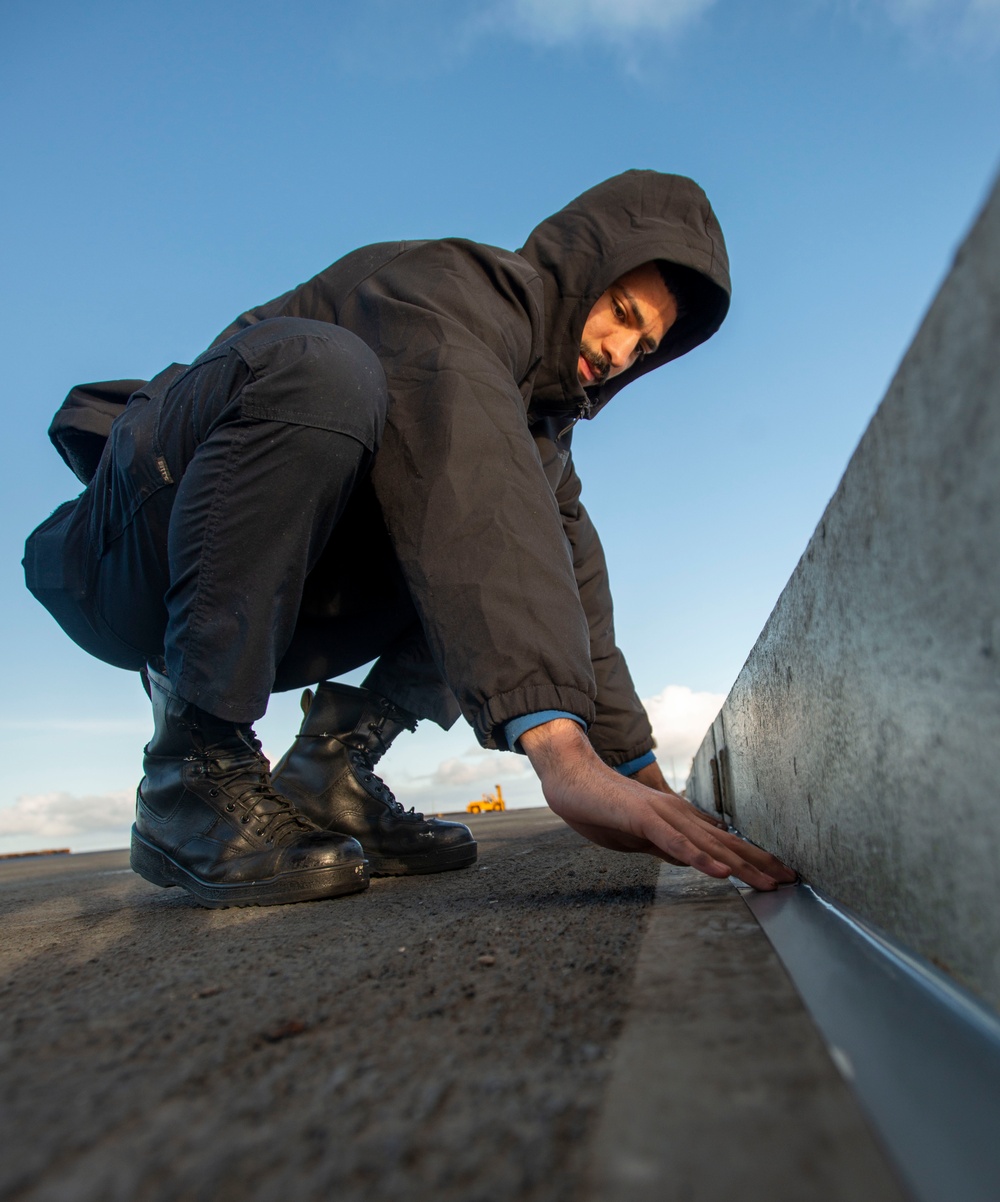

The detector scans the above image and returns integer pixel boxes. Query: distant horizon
[0,802,552,858]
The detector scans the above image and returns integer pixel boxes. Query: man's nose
[606,331,641,374]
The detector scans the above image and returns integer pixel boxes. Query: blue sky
[2,0,998,850]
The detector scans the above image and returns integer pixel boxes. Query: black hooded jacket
[212,170,730,759]
[51,171,731,763]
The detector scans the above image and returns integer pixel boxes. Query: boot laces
[349,747,425,821]
[204,727,315,841]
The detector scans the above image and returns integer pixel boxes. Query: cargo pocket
[89,390,177,556]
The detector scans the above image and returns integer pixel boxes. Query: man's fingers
[642,803,795,890]
[647,825,783,889]
[663,796,795,879]
[724,834,796,879]
[670,834,783,890]
[633,821,734,880]
[692,832,796,889]
[706,827,796,882]
[685,803,727,831]
[566,801,794,891]
[669,844,732,878]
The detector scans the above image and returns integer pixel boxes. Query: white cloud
[430,746,528,788]
[371,737,540,814]
[849,0,1000,52]
[951,0,1000,48]
[0,790,134,839]
[641,684,724,782]
[489,0,718,45]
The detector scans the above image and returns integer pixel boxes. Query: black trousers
[25,318,461,728]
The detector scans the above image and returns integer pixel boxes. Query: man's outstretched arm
[519,719,796,891]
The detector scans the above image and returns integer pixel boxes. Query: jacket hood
[518,169,731,421]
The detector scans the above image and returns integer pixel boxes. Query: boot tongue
[204,725,316,834]
[198,728,269,779]
[209,742,317,837]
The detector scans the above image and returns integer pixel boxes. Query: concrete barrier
[687,171,1000,1013]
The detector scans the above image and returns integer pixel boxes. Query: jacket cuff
[474,685,597,750]
[504,710,588,753]
[595,739,656,771]
[613,750,656,776]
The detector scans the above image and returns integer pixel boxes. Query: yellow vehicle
[466,784,506,814]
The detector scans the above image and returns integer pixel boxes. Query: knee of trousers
[216,317,389,452]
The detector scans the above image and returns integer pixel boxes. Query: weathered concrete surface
[0,816,903,1202]
[688,172,1000,1010]
[586,867,908,1202]
[0,812,658,1202]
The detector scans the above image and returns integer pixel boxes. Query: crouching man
[24,170,795,907]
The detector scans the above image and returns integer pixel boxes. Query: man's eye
[612,299,626,321]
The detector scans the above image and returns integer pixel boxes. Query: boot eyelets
[225,802,236,812]
[240,816,250,824]
[210,789,219,797]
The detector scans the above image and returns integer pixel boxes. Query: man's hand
[519,719,796,891]
[630,759,727,832]
[629,759,675,795]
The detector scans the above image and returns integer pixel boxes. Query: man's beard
[580,343,610,387]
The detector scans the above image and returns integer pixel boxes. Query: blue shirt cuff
[504,710,587,752]
[613,750,656,776]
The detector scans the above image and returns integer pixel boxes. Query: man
[25,170,795,907]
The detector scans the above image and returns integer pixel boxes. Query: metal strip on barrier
[739,880,1000,1202]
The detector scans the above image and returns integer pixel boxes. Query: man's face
[578,262,678,389]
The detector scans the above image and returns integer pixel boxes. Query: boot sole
[130,827,369,908]
[366,840,478,876]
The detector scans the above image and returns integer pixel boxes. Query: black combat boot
[271,682,477,875]
[130,666,369,907]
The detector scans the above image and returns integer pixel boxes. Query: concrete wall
[687,173,1000,1013]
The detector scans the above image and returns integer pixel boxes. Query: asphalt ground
[0,809,660,1202]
